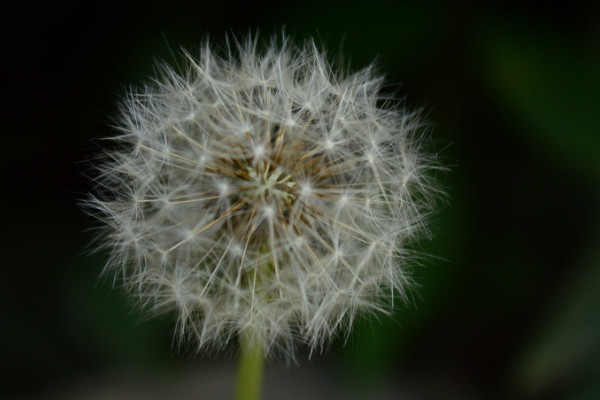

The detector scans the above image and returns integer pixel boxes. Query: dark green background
[3,1,599,399]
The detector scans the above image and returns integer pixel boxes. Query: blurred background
[2,1,599,399]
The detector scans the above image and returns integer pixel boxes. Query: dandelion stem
[235,332,264,400]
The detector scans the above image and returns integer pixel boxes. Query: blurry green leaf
[481,22,600,177]
[510,222,600,398]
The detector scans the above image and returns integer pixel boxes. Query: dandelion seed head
[86,35,441,359]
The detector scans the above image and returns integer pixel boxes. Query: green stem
[235,333,264,400]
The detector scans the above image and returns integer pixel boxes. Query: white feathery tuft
[86,35,442,359]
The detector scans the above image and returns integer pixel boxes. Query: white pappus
[87,35,442,359]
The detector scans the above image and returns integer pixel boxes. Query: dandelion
[87,34,440,398]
